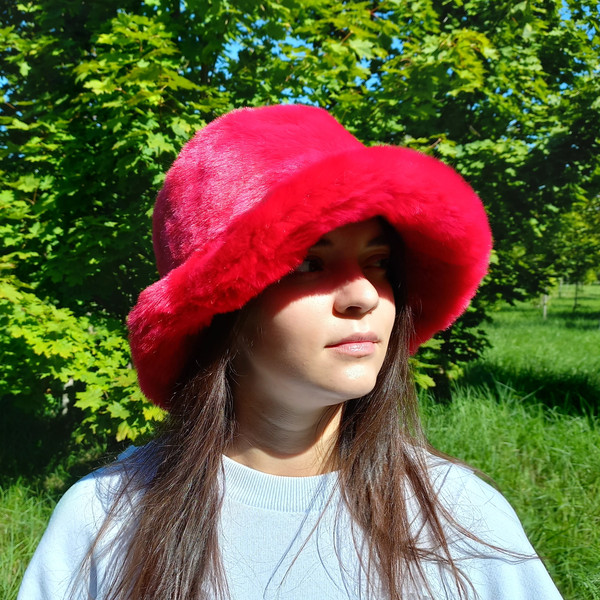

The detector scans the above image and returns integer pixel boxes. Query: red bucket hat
[128,104,492,410]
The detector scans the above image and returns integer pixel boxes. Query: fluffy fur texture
[128,104,492,409]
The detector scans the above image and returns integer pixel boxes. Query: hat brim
[128,146,491,409]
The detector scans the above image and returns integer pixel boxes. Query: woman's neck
[225,397,343,477]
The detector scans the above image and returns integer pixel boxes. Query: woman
[19,104,563,599]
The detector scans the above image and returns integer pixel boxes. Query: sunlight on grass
[422,387,600,600]
[0,483,54,600]
[423,284,600,600]
[468,284,600,415]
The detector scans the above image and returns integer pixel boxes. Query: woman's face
[236,218,397,414]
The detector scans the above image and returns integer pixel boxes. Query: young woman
[19,104,563,600]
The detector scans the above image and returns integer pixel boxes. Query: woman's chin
[320,373,379,403]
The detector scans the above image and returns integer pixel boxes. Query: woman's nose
[333,272,380,316]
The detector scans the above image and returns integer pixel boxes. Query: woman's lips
[326,334,379,357]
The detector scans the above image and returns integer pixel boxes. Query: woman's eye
[294,256,324,273]
[366,255,391,270]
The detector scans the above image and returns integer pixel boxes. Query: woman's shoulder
[44,447,144,538]
[425,454,535,554]
[17,447,148,600]
[38,445,154,552]
[422,456,564,599]
[428,454,513,510]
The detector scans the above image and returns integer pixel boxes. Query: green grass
[423,387,600,600]
[2,284,600,599]
[0,483,54,600]
[463,283,600,416]
[0,429,107,600]
[423,284,600,599]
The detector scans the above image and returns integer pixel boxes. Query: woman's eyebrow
[310,238,333,248]
[310,234,391,249]
[367,235,391,248]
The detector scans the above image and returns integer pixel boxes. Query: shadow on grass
[544,310,600,330]
[460,362,600,418]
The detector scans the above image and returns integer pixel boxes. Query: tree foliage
[1,0,599,442]
[553,195,600,284]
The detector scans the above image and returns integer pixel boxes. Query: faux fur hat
[128,104,492,409]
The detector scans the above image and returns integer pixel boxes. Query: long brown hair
[81,233,479,599]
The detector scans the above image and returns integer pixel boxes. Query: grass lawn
[423,389,600,599]
[2,284,599,599]
[1,483,55,600]
[423,283,600,599]
[461,282,600,417]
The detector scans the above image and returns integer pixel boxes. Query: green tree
[1,0,599,443]
[554,195,600,286]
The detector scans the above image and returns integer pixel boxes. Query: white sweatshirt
[18,451,564,600]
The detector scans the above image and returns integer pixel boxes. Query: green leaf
[75,388,104,411]
[107,401,131,420]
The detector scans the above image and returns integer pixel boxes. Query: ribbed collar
[221,455,339,513]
